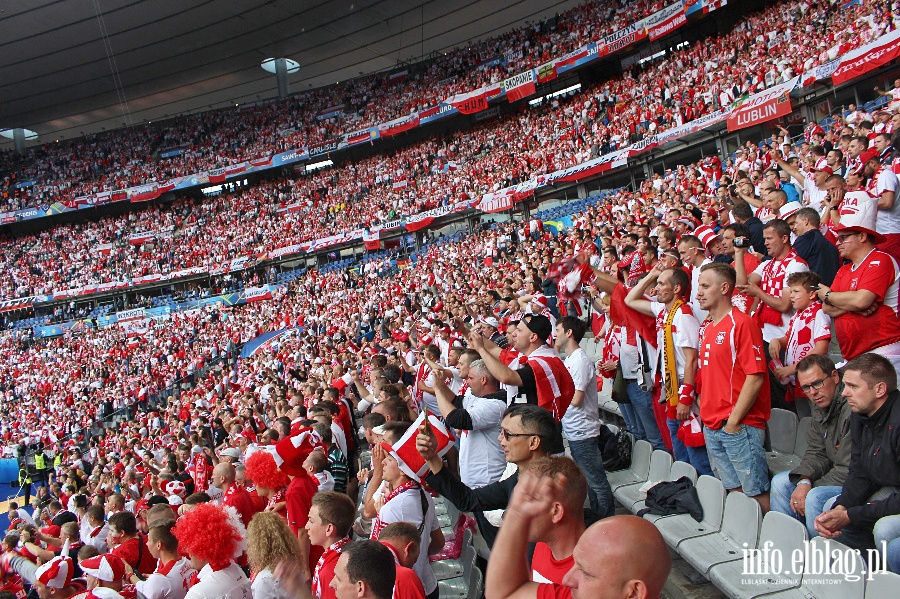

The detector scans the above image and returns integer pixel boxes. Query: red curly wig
[244,450,289,491]
[173,503,244,570]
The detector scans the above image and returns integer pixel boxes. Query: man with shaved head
[212,462,257,526]
[486,468,671,599]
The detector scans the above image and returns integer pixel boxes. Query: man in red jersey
[306,492,355,599]
[816,192,900,373]
[696,262,772,512]
[378,523,427,599]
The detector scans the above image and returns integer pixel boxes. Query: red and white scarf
[370,480,420,540]
[312,537,351,597]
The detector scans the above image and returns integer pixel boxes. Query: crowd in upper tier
[1,0,894,215]
[0,0,897,304]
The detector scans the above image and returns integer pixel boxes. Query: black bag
[602,429,634,472]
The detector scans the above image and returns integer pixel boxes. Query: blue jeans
[626,381,666,451]
[618,402,645,439]
[873,515,900,573]
[703,425,770,496]
[667,418,713,476]
[769,471,842,538]
[568,436,615,518]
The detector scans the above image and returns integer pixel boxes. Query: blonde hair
[246,512,302,575]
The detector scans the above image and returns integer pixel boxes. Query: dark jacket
[790,387,852,487]
[835,391,900,527]
[745,216,767,257]
[792,228,841,286]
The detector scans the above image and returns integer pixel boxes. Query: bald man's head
[563,516,671,599]
[213,463,236,488]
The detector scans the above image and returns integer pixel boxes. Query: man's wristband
[797,479,812,486]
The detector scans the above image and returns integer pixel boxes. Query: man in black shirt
[416,404,560,547]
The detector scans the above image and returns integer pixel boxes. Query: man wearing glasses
[769,354,851,537]
[816,193,900,374]
[415,404,562,549]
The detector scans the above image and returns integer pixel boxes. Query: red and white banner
[645,3,687,41]
[801,59,839,87]
[128,231,155,245]
[94,243,113,255]
[129,184,160,203]
[404,213,436,232]
[379,114,420,137]
[546,149,629,183]
[225,163,247,177]
[243,286,273,303]
[120,317,150,337]
[503,69,537,102]
[602,22,647,55]
[832,28,900,85]
[249,156,272,167]
[392,177,408,190]
[446,84,501,114]
[208,168,226,183]
[726,76,798,132]
[363,229,381,250]
[478,188,515,214]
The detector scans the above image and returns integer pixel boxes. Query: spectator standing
[554,316,615,516]
[696,263,771,511]
[427,357,507,490]
[625,265,712,475]
[735,219,809,412]
[817,195,900,372]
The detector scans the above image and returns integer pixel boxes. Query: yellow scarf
[662,299,684,407]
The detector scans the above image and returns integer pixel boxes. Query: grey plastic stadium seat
[708,510,808,598]
[437,545,476,599]
[614,449,672,510]
[655,475,725,547]
[767,408,801,476]
[466,568,483,599]
[432,529,473,581]
[637,461,699,521]
[765,538,864,599]
[677,491,762,576]
[864,570,900,599]
[607,440,652,490]
[794,417,810,457]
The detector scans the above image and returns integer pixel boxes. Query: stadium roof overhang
[0,0,585,148]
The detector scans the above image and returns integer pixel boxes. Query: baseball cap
[522,314,553,343]
[220,447,241,460]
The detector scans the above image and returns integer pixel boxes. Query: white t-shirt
[690,259,712,323]
[184,562,252,599]
[871,168,900,234]
[137,557,195,599]
[250,568,294,599]
[752,257,809,342]
[650,301,700,388]
[458,393,507,488]
[561,348,601,441]
[803,177,828,212]
[376,487,440,594]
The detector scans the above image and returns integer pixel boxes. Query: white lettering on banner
[116,308,146,322]
[604,23,645,52]
[244,286,272,302]
[645,2,684,27]
[736,103,777,125]
[832,28,900,84]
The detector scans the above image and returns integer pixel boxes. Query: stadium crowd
[3,1,900,598]
[0,0,893,215]
[2,0,898,304]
